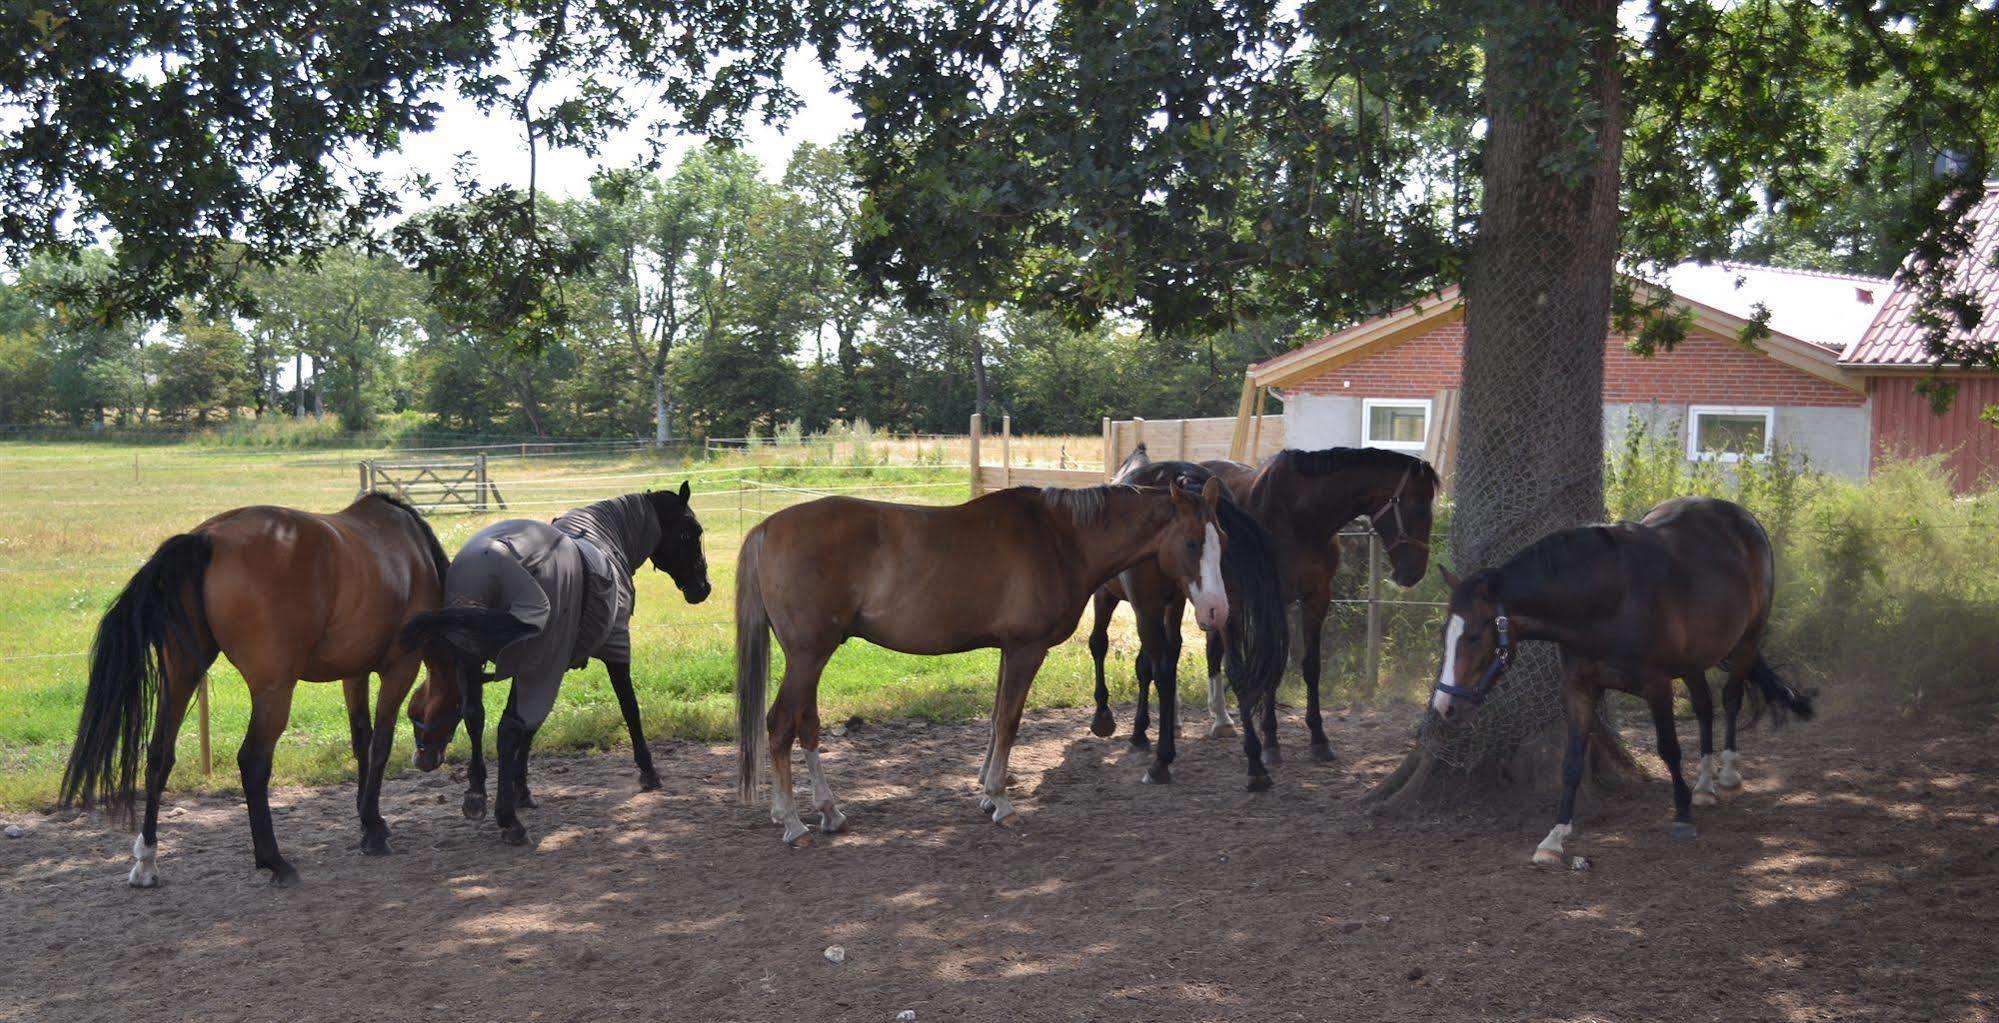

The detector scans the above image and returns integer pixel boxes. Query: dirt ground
[3,702,1995,1023]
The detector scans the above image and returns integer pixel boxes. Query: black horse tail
[397,607,537,662]
[1215,498,1289,717]
[61,532,214,822]
[1746,656,1816,726]
[734,528,771,805]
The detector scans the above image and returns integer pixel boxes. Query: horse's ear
[678,479,691,501]
[1199,476,1223,510]
[1439,564,1461,591]
[1168,477,1194,509]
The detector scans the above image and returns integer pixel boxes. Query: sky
[374,48,857,203]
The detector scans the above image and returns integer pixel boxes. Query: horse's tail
[734,528,771,805]
[1746,655,1816,726]
[1214,498,1289,718]
[397,607,537,662]
[61,532,214,822]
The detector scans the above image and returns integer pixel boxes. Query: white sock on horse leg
[128,833,159,888]
[1532,823,1572,867]
[1718,749,1743,788]
[1693,755,1719,804]
[805,749,845,832]
[1206,672,1235,737]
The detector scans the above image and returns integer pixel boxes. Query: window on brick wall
[1362,398,1431,452]
[1687,405,1773,463]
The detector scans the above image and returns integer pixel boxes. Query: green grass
[0,438,1172,810]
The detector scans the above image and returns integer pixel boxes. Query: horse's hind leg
[1139,604,1182,785]
[1128,643,1154,752]
[605,660,660,791]
[1647,681,1697,840]
[1204,629,1236,739]
[492,685,537,846]
[1719,670,1747,788]
[460,664,489,820]
[132,647,210,888]
[768,643,834,845]
[1087,591,1118,738]
[1299,593,1337,762]
[1684,673,1719,807]
[357,657,421,855]
[239,679,301,885]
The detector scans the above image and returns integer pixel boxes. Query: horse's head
[645,481,712,604]
[1368,459,1440,588]
[1428,566,1513,722]
[406,669,462,771]
[1157,476,1230,633]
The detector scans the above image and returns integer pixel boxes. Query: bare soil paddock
[3,704,1995,1022]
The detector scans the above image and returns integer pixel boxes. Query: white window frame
[1361,398,1433,453]
[1686,405,1775,463]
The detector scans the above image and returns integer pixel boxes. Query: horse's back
[1635,496,1775,661]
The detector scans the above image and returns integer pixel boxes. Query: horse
[734,480,1232,845]
[60,492,450,887]
[1076,452,1289,789]
[1088,445,1440,766]
[1427,495,1816,867]
[400,484,710,846]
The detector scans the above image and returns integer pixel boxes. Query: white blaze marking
[1430,615,1466,715]
[1188,523,1228,628]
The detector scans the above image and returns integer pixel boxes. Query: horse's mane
[1485,523,1626,601]
[1279,446,1439,485]
[363,491,451,584]
[1038,484,1141,526]
[1111,442,1151,482]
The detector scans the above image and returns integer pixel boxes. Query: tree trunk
[1369,0,1636,812]
[969,324,989,417]
[652,368,671,444]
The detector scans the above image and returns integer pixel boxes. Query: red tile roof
[1843,183,1999,367]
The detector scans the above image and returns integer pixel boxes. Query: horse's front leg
[1087,590,1118,738]
[603,660,660,791]
[460,663,489,821]
[1203,629,1235,738]
[1533,669,1599,868]
[1649,682,1697,839]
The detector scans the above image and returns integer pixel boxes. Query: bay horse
[1078,452,1289,789]
[734,480,1231,845]
[60,492,450,887]
[1089,445,1440,767]
[1427,496,1816,867]
[400,485,710,845]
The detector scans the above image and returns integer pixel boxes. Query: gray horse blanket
[442,495,660,726]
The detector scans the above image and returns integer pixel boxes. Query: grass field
[0,434,1191,810]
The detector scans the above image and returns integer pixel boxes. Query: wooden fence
[358,456,505,513]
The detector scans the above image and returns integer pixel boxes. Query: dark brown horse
[61,493,450,886]
[1078,452,1289,789]
[1429,496,1815,866]
[1090,446,1440,767]
[735,481,1230,844]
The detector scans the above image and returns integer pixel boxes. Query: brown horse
[1090,446,1440,766]
[60,493,450,886]
[734,481,1230,844]
[1428,496,1815,866]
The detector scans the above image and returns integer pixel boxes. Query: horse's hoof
[462,792,488,820]
[1531,848,1564,868]
[818,805,847,834]
[360,830,392,856]
[1089,709,1117,738]
[783,821,814,846]
[1141,766,1172,785]
[499,824,529,847]
[638,771,662,792]
[516,792,537,810]
[128,863,160,888]
[993,809,1020,827]
[1718,771,1743,790]
[1246,774,1272,793]
[266,862,302,887]
[1206,720,1236,739]
[1309,742,1338,763]
[1261,747,1282,767]
[1670,820,1697,841]
[1692,790,1718,807]
[1127,735,1151,752]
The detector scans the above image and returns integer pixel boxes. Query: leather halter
[1432,606,1513,705]
[1367,464,1429,555]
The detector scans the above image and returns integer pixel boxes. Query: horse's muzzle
[683,579,713,604]
[412,746,445,772]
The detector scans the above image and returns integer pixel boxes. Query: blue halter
[1432,608,1513,705]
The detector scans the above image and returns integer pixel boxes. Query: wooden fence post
[476,453,490,511]
[1001,414,1012,488]
[358,460,370,497]
[1249,387,1267,458]
[737,479,745,536]
[1365,531,1383,696]
[968,413,984,497]
[1176,418,1189,461]
[1101,417,1113,481]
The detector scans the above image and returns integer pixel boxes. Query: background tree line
[0,144,1300,440]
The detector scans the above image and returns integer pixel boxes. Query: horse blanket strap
[1433,607,1513,704]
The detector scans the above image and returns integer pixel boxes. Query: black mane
[1281,446,1438,483]
[1483,523,1626,603]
